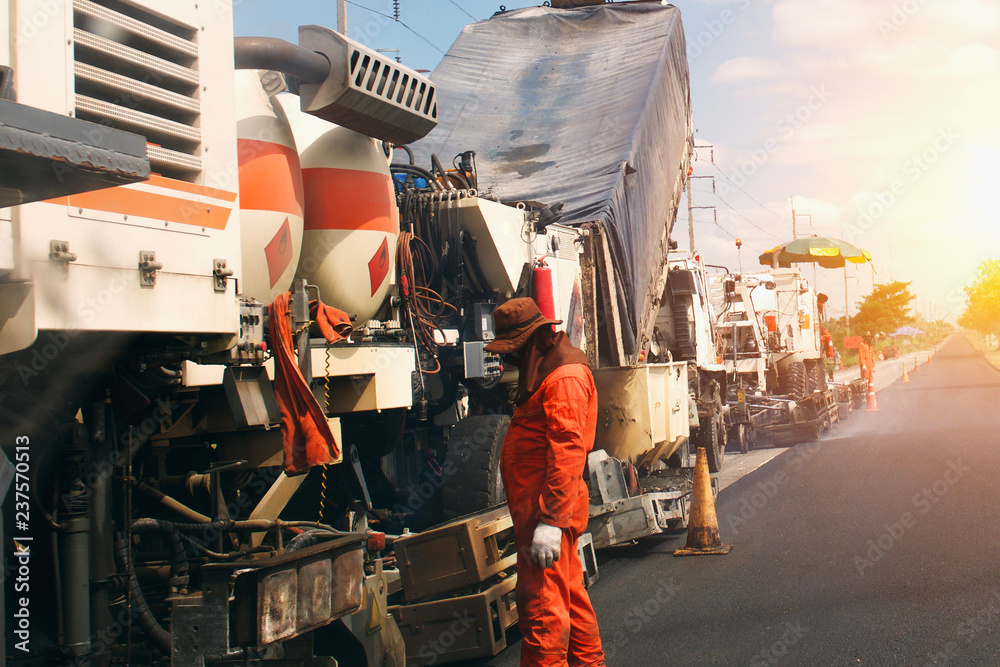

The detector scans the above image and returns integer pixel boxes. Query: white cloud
[712,56,783,83]
[772,0,886,49]
[696,0,1000,315]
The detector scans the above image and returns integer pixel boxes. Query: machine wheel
[806,361,827,393]
[735,422,752,454]
[441,415,510,520]
[782,361,808,399]
[702,412,726,473]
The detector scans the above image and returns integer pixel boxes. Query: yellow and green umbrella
[758,236,872,270]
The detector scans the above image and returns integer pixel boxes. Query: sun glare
[968,145,1000,232]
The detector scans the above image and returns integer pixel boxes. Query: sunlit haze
[234,0,1000,321]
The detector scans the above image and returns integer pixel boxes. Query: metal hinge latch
[139,250,162,287]
[49,240,77,275]
[213,259,234,293]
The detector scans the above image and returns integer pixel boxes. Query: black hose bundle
[285,528,340,552]
[114,532,172,654]
[390,163,441,191]
[129,519,191,594]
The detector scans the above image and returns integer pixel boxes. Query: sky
[233,0,1000,323]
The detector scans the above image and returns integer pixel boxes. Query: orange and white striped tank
[277,95,398,326]
[235,70,305,304]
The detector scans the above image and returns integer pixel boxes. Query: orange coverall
[500,363,605,667]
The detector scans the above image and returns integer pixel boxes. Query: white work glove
[529,522,563,569]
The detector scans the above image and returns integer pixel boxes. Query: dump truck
[0,1,712,665]
[652,251,731,471]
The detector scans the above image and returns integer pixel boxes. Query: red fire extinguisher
[531,258,556,327]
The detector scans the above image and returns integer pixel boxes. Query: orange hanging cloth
[268,292,353,476]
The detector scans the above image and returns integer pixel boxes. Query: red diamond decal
[264,217,293,288]
[368,236,390,297]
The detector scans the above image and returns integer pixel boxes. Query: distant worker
[817,292,829,319]
[485,298,606,667]
[821,327,835,381]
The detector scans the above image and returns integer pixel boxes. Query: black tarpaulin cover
[412,3,691,345]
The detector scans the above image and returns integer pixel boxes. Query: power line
[345,1,446,54]
[693,216,848,297]
[447,0,478,21]
[694,187,785,242]
[693,214,761,253]
[707,161,788,223]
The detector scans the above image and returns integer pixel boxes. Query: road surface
[483,336,1000,665]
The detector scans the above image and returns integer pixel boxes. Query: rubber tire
[782,361,808,399]
[703,412,726,473]
[441,415,510,521]
[807,361,827,393]
[735,422,751,454]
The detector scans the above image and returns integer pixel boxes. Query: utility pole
[337,0,347,33]
[791,196,797,239]
[687,143,715,254]
[791,201,812,240]
[889,230,894,282]
[687,164,695,253]
[844,265,850,334]
[378,48,401,63]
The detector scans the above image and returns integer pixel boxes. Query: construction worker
[484,298,606,667]
[821,327,835,382]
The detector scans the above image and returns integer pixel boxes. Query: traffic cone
[674,447,732,557]
[901,363,910,383]
[865,380,879,412]
[914,358,920,373]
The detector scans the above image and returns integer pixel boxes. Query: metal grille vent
[73,0,201,180]
[298,26,438,144]
[348,49,437,120]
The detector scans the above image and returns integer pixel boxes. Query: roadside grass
[963,331,1000,371]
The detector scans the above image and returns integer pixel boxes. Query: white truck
[709,268,849,450]
[0,1,711,664]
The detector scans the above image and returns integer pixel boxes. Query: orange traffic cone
[901,363,910,383]
[914,358,920,373]
[865,380,879,411]
[674,447,732,557]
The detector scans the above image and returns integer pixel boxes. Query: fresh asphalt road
[482,336,1000,666]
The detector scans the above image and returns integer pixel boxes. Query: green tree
[958,260,1000,337]
[853,281,915,336]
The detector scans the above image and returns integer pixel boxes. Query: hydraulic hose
[114,533,171,654]
[447,169,471,190]
[131,480,212,524]
[234,36,330,83]
[129,519,190,594]
[394,145,415,164]
[285,528,339,552]
[390,163,442,190]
